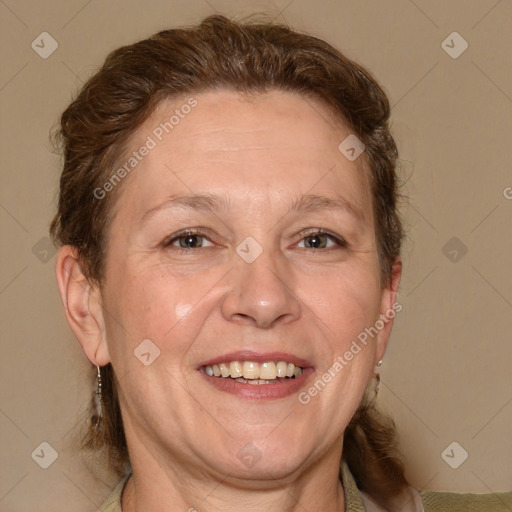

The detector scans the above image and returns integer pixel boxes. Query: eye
[165,230,215,250]
[297,230,346,250]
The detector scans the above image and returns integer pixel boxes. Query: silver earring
[94,365,103,420]
[366,361,383,403]
[373,360,382,398]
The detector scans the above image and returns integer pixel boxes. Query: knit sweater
[99,462,512,511]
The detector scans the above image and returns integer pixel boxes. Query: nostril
[231,313,270,328]
[233,313,251,321]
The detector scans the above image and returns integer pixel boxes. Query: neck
[121,436,346,512]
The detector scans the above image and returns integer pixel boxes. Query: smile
[202,360,303,383]
[198,353,313,400]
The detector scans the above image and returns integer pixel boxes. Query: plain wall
[1,0,511,510]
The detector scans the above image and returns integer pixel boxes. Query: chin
[220,433,315,482]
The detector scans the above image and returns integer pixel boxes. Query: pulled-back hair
[50,14,407,510]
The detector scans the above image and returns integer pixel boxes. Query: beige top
[99,461,512,512]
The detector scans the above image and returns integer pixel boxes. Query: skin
[56,90,401,512]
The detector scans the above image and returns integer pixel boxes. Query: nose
[220,248,301,328]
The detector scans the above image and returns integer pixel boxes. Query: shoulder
[421,489,512,512]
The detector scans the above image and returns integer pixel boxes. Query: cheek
[297,270,380,424]
[174,302,193,319]
[102,263,221,364]
[297,265,382,345]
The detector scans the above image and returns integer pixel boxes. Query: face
[97,90,398,482]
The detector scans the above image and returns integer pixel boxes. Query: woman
[50,15,511,512]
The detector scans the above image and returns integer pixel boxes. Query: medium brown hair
[50,14,407,510]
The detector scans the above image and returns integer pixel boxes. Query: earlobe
[55,246,111,366]
[375,259,402,363]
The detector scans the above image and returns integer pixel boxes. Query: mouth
[198,351,313,400]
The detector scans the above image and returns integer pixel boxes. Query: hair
[50,14,407,510]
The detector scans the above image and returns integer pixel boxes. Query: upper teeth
[204,361,303,380]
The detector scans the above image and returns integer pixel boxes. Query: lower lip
[199,368,314,400]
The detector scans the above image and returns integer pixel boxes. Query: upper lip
[198,350,313,369]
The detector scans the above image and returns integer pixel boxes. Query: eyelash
[298,229,347,250]
[162,229,213,253]
[163,228,347,253]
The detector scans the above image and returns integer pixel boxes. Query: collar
[340,460,425,512]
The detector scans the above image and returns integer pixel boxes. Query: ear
[375,259,402,364]
[55,246,111,366]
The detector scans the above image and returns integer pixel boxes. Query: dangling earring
[93,365,103,425]
[366,360,382,403]
[374,359,382,398]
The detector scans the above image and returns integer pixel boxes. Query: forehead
[114,89,372,221]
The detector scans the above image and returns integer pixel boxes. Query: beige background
[1,0,511,510]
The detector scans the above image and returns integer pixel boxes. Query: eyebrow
[289,194,364,222]
[141,192,364,224]
[141,193,232,224]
